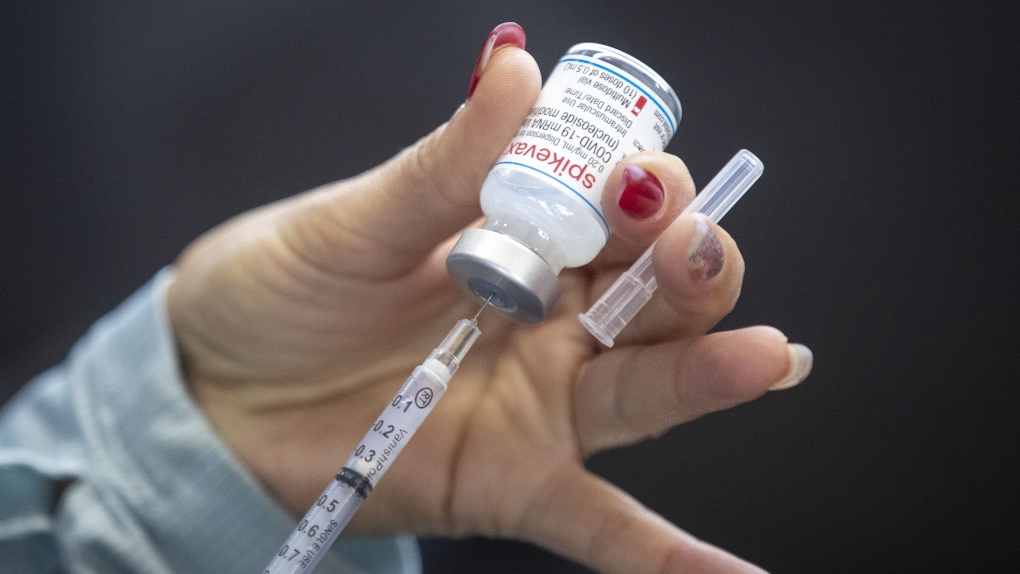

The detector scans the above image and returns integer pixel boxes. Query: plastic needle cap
[579,150,764,347]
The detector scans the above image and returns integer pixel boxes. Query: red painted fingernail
[466,22,526,101]
[617,165,664,220]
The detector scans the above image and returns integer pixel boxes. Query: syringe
[579,150,764,347]
[262,309,485,574]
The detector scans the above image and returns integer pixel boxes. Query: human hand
[167,23,812,574]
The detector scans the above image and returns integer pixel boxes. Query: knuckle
[656,537,708,574]
[587,505,643,566]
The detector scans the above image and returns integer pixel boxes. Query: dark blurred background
[2,1,1017,572]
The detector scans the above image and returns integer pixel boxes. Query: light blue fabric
[0,270,421,574]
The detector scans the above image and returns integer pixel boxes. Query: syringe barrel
[262,480,364,574]
[263,317,483,574]
[342,364,449,485]
[263,363,446,574]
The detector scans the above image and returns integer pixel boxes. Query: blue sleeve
[0,270,421,574]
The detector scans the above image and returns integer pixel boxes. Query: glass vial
[447,42,681,324]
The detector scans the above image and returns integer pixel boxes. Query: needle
[472,294,493,322]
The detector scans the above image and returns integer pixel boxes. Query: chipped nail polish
[688,217,724,281]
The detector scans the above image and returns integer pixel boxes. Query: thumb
[289,40,541,279]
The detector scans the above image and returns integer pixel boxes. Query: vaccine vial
[447,42,682,323]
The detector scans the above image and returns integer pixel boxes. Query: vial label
[496,52,678,229]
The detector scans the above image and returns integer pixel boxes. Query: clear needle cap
[579,150,764,347]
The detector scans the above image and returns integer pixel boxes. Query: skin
[167,46,799,574]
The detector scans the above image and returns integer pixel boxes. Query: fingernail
[687,216,724,281]
[617,164,664,220]
[466,22,526,101]
[769,343,814,391]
